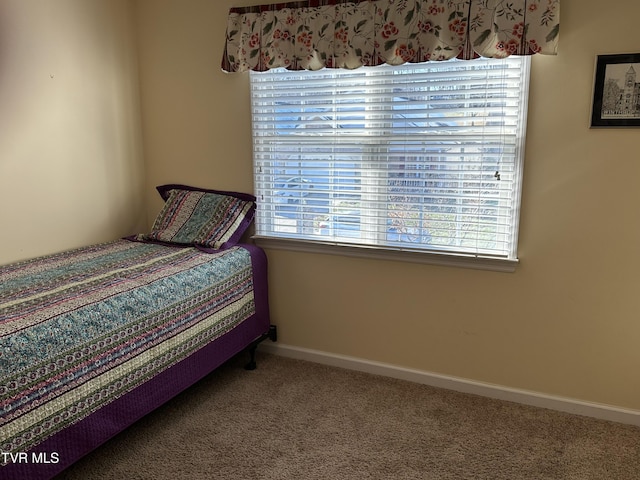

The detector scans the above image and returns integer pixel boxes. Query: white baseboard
[259,343,640,427]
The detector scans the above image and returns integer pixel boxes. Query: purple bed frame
[2,244,274,480]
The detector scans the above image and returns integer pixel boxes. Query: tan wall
[0,0,146,265]
[131,0,640,411]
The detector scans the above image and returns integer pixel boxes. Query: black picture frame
[591,53,640,127]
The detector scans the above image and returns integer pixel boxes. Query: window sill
[252,236,519,273]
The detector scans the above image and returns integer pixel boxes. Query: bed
[0,185,274,480]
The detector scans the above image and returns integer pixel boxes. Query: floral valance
[221,0,559,73]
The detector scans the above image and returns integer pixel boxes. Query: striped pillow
[142,186,256,249]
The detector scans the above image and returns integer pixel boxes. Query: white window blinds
[250,57,530,261]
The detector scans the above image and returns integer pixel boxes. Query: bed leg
[268,325,278,342]
[244,325,278,370]
[245,344,258,371]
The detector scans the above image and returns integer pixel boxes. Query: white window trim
[250,58,530,272]
[253,235,519,273]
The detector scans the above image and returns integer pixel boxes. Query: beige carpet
[55,352,640,480]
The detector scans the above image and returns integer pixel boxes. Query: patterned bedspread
[0,240,257,460]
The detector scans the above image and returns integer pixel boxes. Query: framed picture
[591,53,640,127]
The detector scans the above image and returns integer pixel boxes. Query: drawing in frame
[591,53,640,127]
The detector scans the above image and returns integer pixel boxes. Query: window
[250,57,530,271]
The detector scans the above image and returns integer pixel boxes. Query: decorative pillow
[139,185,256,249]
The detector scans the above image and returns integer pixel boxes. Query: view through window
[250,57,530,261]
